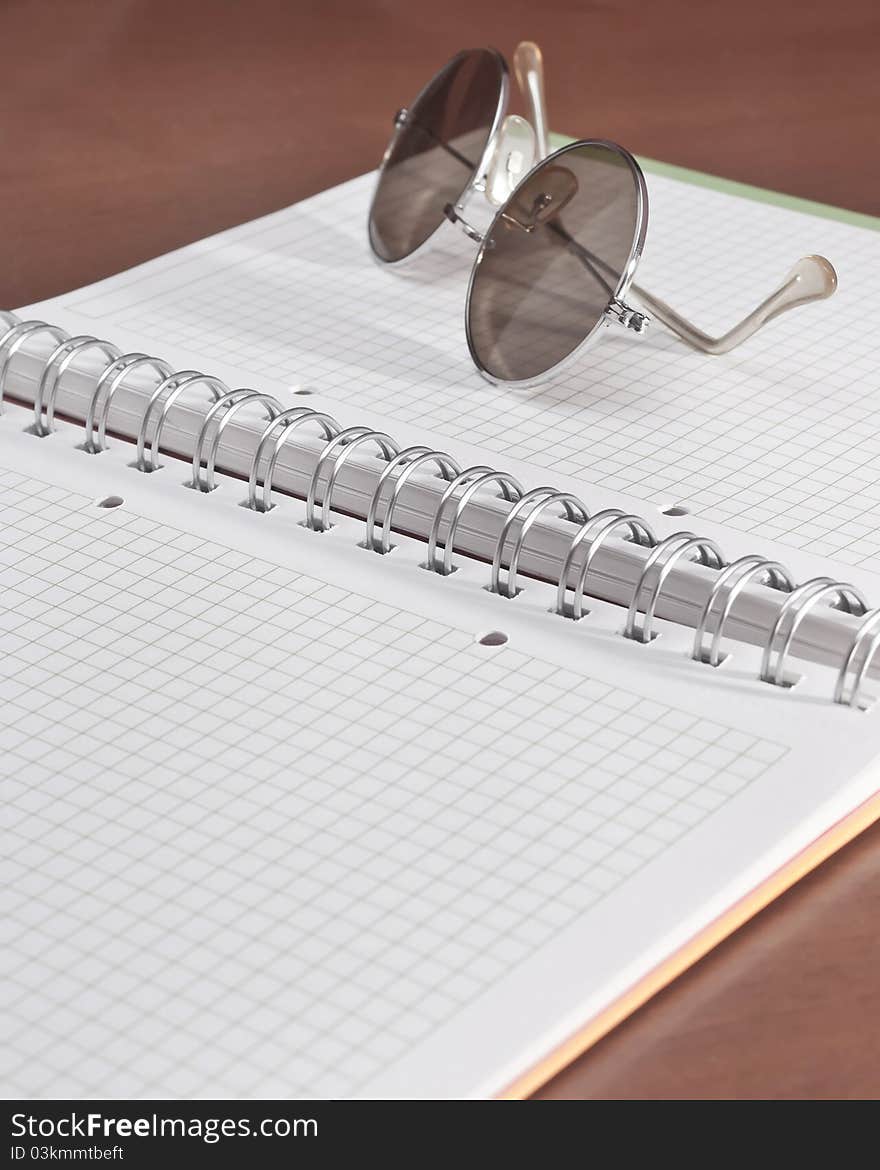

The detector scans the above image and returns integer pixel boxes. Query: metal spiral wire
[557,510,656,621]
[34,336,122,437]
[760,579,867,688]
[305,428,400,532]
[191,390,282,493]
[625,533,726,644]
[248,408,341,512]
[5,314,879,707]
[365,449,461,554]
[425,468,523,576]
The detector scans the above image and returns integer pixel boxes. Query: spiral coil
[625,533,726,644]
[492,491,588,600]
[835,610,880,708]
[426,468,523,576]
[35,336,122,437]
[192,390,282,493]
[310,429,397,532]
[248,408,340,513]
[3,314,879,708]
[557,510,656,621]
[692,557,793,667]
[365,449,461,554]
[85,354,175,454]
[1,321,70,412]
[759,579,868,688]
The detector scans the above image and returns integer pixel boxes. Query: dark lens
[466,141,645,383]
[369,49,505,264]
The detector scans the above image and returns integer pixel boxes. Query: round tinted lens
[466,141,645,383]
[369,48,505,264]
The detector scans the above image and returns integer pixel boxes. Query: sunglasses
[368,44,838,386]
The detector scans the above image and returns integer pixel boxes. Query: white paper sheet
[3,409,880,1099]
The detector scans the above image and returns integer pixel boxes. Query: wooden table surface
[4,0,879,1098]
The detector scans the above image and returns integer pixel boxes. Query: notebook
[4,151,880,1100]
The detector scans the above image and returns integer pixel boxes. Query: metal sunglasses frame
[369,44,839,388]
[465,138,650,388]
[367,44,543,272]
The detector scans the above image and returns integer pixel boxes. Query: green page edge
[549,132,880,233]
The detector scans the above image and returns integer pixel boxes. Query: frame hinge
[443,203,484,245]
[607,298,650,334]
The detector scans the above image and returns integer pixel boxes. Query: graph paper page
[3,408,880,1099]
[22,165,880,569]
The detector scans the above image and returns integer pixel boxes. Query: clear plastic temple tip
[513,41,550,160]
[633,255,839,356]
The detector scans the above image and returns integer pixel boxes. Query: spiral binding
[426,468,523,576]
[493,491,588,599]
[137,372,229,472]
[0,320,69,412]
[365,449,461,554]
[85,354,175,454]
[248,408,340,513]
[558,510,656,620]
[4,313,880,708]
[35,336,122,437]
[308,428,399,533]
[625,533,726,644]
[759,579,868,688]
[835,610,880,708]
[363,446,437,552]
[192,390,281,493]
[692,557,792,667]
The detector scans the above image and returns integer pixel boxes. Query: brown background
[3,0,880,1097]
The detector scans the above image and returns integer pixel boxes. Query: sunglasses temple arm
[630,256,838,355]
[513,42,550,159]
[555,227,837,353]
[396,110,476,172]
[546,223,616,298]
[431,137,475,173]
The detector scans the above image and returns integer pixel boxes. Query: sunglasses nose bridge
[484,115,537,206]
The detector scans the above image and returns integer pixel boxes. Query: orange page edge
[502,786,880,1098]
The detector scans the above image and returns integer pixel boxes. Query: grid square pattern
[62,169,880,567]
[1,468,787,1098]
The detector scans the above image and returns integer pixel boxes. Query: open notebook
[4,155,880,1099]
